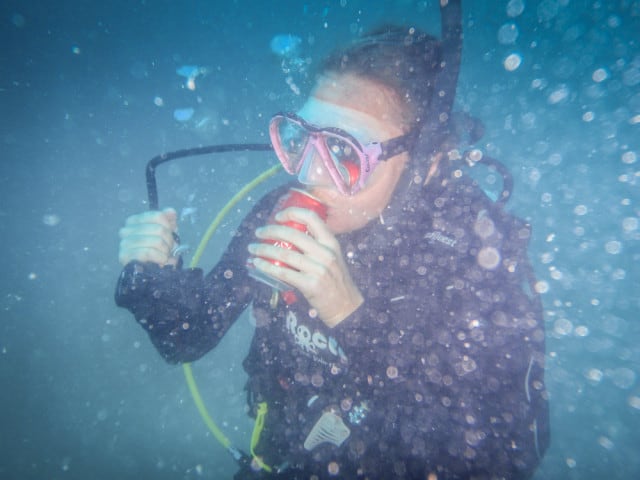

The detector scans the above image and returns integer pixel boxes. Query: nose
[297,144,335,187]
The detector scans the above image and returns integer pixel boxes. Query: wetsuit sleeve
[331,225,549,479]
[114,187,284,364]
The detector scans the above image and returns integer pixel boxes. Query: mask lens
[324,135,361,187]
[274,117,309,172]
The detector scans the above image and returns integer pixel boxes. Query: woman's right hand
[118,208,179,267]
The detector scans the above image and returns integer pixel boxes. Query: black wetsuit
[116,169,550,479]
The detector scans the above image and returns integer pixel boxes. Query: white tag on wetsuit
[303,411,351,451]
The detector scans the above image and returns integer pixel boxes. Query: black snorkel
[416,0,463,156]
[413,0,515,205]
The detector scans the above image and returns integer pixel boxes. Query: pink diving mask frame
[269,112,413,195]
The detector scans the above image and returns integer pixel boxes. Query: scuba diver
[115,3,549,478]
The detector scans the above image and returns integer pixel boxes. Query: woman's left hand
[248,207,363,328]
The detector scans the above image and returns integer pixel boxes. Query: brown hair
[318,25,442,130]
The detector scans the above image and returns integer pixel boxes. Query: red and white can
[248,188,327,291]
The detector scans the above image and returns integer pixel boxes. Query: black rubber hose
[145,143,272,210]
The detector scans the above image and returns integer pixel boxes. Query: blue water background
[1,0,638,478]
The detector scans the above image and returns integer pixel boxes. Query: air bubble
[592,68,609,83]
[612,269,626,281]
[548,85,570,104]
[608,367,636,389]
[598,436,614,450]
[498,23,519,45]
[554,318,573,336]
[604,240,622,254]
[474,215,496,238]
[582,111,594,122]
[585,368,603,382]
[621,151,637,164]
[503,53,522,71]
[573,205,588,216]
[506,0,525,17]
[311,373,324,387]
[327,462,340,475]
[43,214,61,226]
[574,325,589,337]
[386,366,399,379]
[622,217,638,232]
[477,247,501,270]
[534,281,549,294]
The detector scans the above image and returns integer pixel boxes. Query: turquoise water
[1,0,638,478]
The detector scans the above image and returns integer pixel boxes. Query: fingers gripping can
[248,188,327,291]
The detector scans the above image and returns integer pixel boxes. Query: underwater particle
[498,22,519,45]
[506,0,525,17]
[176,65,208,90]
[340,397,353,411]
[598,436,614,450]
[71,45,81,55]
[153,96,164,107]
[534,281,549,294]
[553,318,573,336]
[574,325,589,337]
[176,65,203,78]
[608,367,636,389]
[592,68,609,83]
[474,214,496,239]
[582,111,594,122]
[173,108,194,122]
[566,457,576,468]
[269,34,302,58]
[28,272,37,280]
[628,396,640,410]
[622,217,638,232]
[621,151,637,164]
[223,269,234,279]
[604,240,622,255]
[573,204,588,216]
[630,115,640,125]
[503,53,522,71]
[549,267,562,280]
[477,247,500,270]
[547,85,569,104]
[311,373,324,387]
[327,461,340,476]
[584,368,603,382]
[386,365,399,379]
[537,0,559,22]
[11,13,26,27]
[623,66,640,87]
[42,213,61,226]
[607,14,621,28]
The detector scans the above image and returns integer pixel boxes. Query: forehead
[297,73,406,141]
[313,73,404,123]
